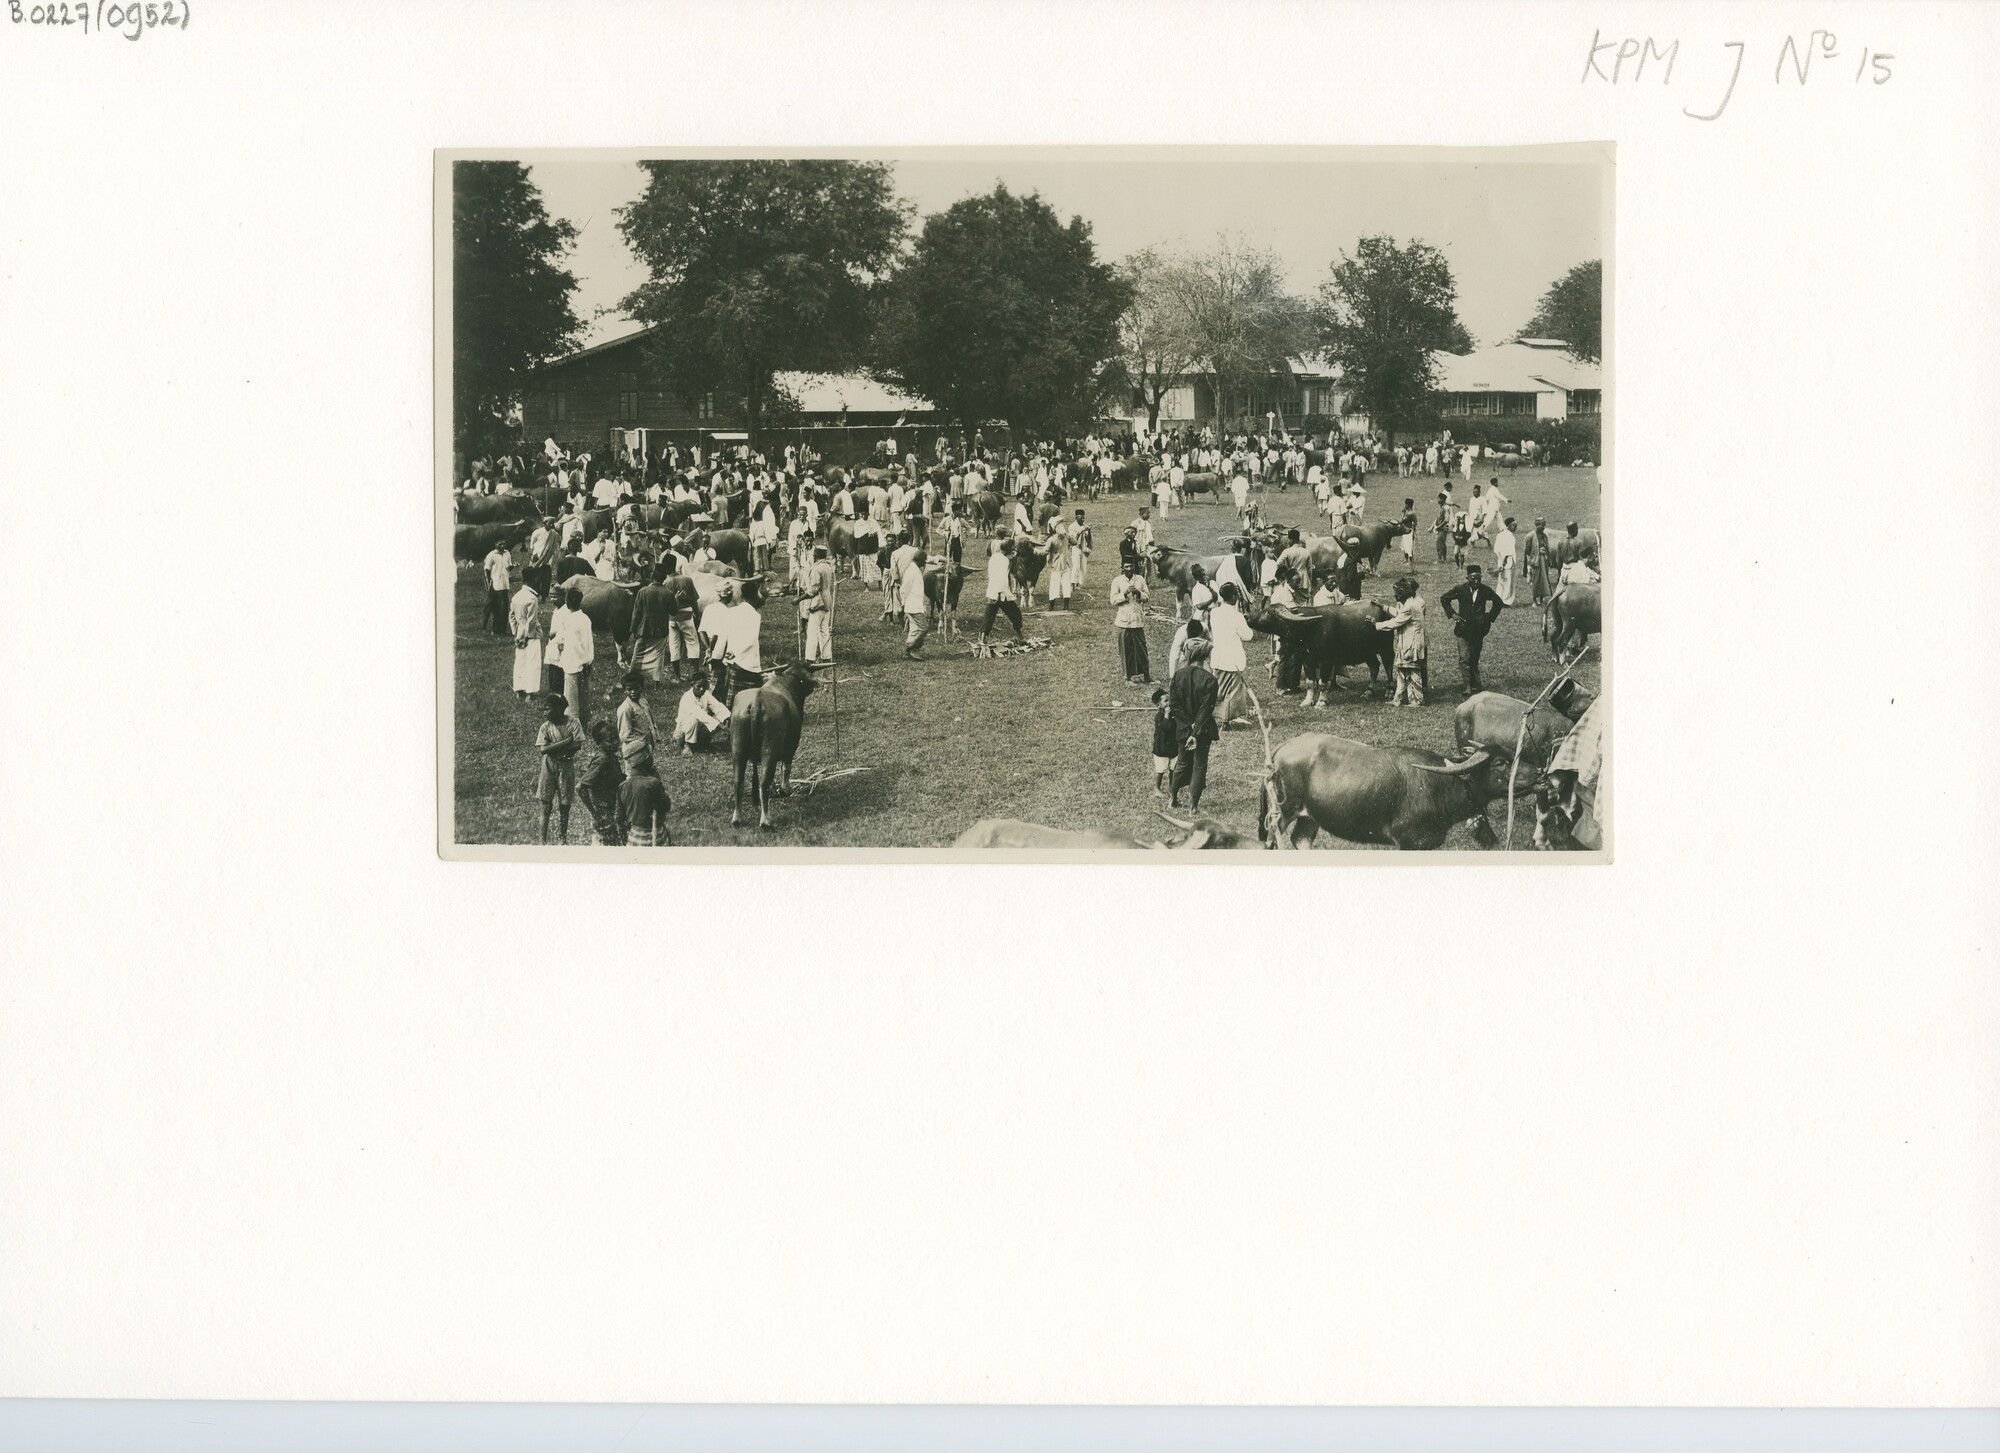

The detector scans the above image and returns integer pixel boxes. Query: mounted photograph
[437,146,1610,857]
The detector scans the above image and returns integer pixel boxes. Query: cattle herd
[454,430,1605,851]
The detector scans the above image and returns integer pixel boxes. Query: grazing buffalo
[828,519,884,578]
[952,812,1246,850]
[455,493,543,527]
[1260,733,1520,850]
[453,520,530,562]
[1329,519,1410,572]
[1246,601,1394,705]
[731,660,828,829]
[1543,583,1602,659]
[922,561,971,618]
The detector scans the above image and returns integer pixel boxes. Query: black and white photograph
[441,147,1609,855]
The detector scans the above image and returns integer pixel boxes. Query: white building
[1431,339,1602,421]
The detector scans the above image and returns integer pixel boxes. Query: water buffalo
[1011,538,1051,607]
[556,575,636,651]
[1543,583,1602,659]
[579,509,612,543]
[1110,454,1158,494]
[456,493,543,527]
[1329,519,1410,572]
[1151,545,1258,616]
[1454,683,1587,775]
[966,491,1003,533]
[828,519,884,578]
[453,520,530,562]
[923,561,971,619]
[701,528,753,573]
[1552,527,1602,568]
[952,812,1246,850]
[855,466,895,486]
[731,660,829,829]
[1179,471,1224,500]
[1245,601,1393,705]
[1260,733,1519,850]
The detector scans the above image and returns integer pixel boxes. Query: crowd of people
[462,422,1600,843]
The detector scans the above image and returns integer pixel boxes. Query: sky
[527,152,1605,353]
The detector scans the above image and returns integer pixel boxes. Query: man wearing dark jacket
[1168,636,1221,811]
[1439,563,1504,695]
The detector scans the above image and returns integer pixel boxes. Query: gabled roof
[541,322,657,368]
[1432,341,1602,395]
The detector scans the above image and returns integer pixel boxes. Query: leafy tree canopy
[616,160,909,432]
[452,162,583,453]
[871,185,1134,438]
[1158,237,1316,430]
[1315,235,1473,443]
[1515,258,1602,364]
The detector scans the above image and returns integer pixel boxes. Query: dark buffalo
[1552,527,1603,568]
[1010,538,1051,606]
[731,660,828,829]
[453,520,530,562]
[1246,601,1393,705]
[828,519,884,578]
[556,575,636,651]
[1543,583,1602,659]
[923,561,971,619]
[1260,733,1521,850]
[1329,519,1410,572]
[579,509,612,543]
[702,528,753,573]
[1151,545,1259,616]
[1179,471,1224,500]
[456,493,543,526]
[1110,454,1158,494]
[552,554,596,587]
[967,491,1003,533]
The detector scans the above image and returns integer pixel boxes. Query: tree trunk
[746,372,764,439]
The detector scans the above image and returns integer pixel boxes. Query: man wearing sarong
[508,580,544,700]
[631,565,680,683]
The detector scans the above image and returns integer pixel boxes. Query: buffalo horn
[1411,749,1493,776]
[1154,809,1196,831]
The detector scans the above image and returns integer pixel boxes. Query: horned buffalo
[456,493,543,527]
[1260,733,1520,850]
[1329,519,1410,572]
[556,575,636,651]
[1543,583,1601,659]
[731,660,828,829]
[702,528,753,573]
[1010,539,1051,607]
[453,520,530,562]
[1179,471,1224,500]
[1246,602,1393,705]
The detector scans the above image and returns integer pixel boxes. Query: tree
[1158,238,1316,433]
[870,185,1134,439]
[1116,247,1205,430]
[616,161,909,434]
[1314,235,1474,447]
[452,162,583,454]
[1515,259,1602,364]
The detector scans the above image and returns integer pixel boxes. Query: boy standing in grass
[534,691,585,845]
[1149,685,1176,795]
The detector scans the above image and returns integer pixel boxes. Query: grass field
[450,465,1603,849]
